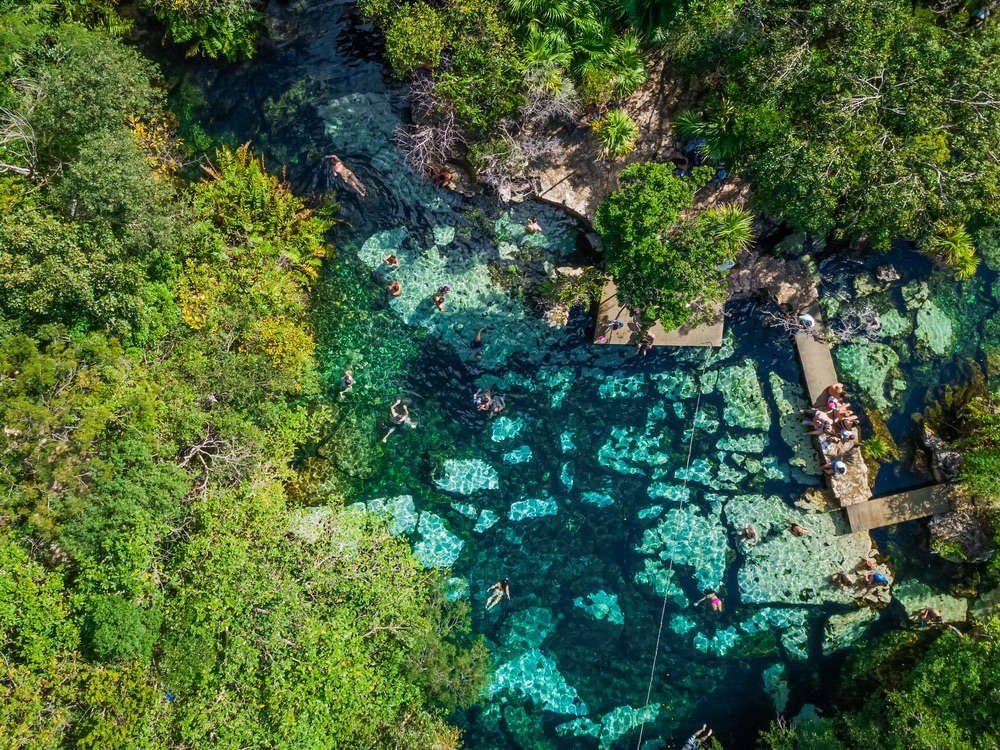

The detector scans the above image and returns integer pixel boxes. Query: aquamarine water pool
[164,2,1000,746]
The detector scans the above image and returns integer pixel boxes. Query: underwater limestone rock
[725,494,876,605]
[971,586,1000,622]
[574,590,625,625]
[739,607,810,635]
[699,370,719,394]
[716,433,768,454]
[780,621,811,660]
[674,458,718,489]
[599,372,646,399]
[902,280,932,309]
[929,503,997,563]
[921,426,964,484]
[638,505,729,591]
[915,300,955,357]
[538,368,577,408]
[691,406,721,435]
[492,416,526,442]
[762,664,790,713]
[673,402,686,419]
[432,225,455,246]
[598,426,671,477]
[670,614,697,634]
[360,495,419,536]
[647,483,691,503]
[822,608,878,656]
[705,328,737,367]
[651,370,697,400]
[489,649,589,716]
[893,580,969,623]
[413,512,464,568]
[581,491,615,508]
[502,606,557,651]
[716,452,748,487]
[473,509,499,533]
[445,577,469,601]
[639,505,663,520]
[876,264,900,283]
[509,497,558,521]
[555,717,601,739]
[435,458,499,494]
[717,361,770,429]
[561,431,576,453]
[769,373,823,476]
[598,705,660,750]
[504,705,547,750]
[634,559,687,605]
[833,342,902,412]
[451,502,479,520]
[504,445,533,464]
[317,92,397,154]
[561,462,574,490]
[693,626,741,656]
[878,308,911,338]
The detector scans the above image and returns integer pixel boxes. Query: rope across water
[634,348,714,749]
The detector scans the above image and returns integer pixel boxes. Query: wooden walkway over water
[845,485,955,533]
[792,296,953,532]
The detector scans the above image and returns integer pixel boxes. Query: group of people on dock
[799,382,860,477]
[596,316,656,354]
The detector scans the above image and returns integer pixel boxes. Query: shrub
[593,108,638,160]
[149,0,264,60]
[861,436,890,462]
[384,2,451,78]
[926,222,980,280]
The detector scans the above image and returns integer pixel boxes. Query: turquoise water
[164,3,1000,747]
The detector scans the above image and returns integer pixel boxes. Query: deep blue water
[151,3,1000,747]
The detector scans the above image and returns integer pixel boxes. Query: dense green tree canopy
[668,0,1000,252]
[595,162,750,330]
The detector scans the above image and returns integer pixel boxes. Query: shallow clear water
[163,3,1000,747]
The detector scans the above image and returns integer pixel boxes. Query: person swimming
[381,399,416,442]
[486,578,511,610]
[388,280,402,297]
[471,327,486,357]
[326,154,367,197]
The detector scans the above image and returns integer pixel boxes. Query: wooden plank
[593,279,724,348]
[845,485,953,533]
[794,330,839,407]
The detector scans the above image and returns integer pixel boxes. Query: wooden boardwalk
[845,485,954,533]
[593,279,725,348]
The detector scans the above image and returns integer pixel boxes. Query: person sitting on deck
[682,725,714,750]
[839,414,860,430]
[637,331,655,356]
[798,313,816,330]
[827,383,846,399]
[596,318,625,343]
[833,571,856,589]
[823,458,848,476]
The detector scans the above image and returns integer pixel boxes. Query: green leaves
[596,162,745,330]
[384,2,451,78]
[592,107,639,159]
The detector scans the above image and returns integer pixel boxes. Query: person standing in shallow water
[381,399,416,442]
[486,579,510,610]
[388,280,402,297]
[682,725,714,750]
[525,218,542,233]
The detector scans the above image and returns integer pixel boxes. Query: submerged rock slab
[435,458,499,494]
[473,509,499,533]
[599,372,646,399]
[638,505,729,591]
[725,494,875,605]
[822,608,877,655]
[693,626,741,656]
[915,300,955,356]
[413,512,464,567]
[574,590,625,625]
[717,361,770,429]
[509,497,558,521]
[762,664,790,713]
[598,704,660,750]
[492,416,525,442]
[893,580,969,623]
[769,373,822,476]
[490,649,589,716]
[503,606,557,650]
[504,445,533,464]
[582,491,615,508]
[834,342,902,412]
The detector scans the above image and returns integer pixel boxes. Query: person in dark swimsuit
[471,327,486,358]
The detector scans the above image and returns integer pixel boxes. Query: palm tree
[926,222,980,280]
[704,204,754,253]
[592,108,638,160]
[673,99,743,162]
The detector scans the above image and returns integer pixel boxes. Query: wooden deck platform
[845,485,954,533]
[594,279,725,348]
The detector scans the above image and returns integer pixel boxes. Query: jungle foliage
[595,162,751,329]
[757,622,1000,750]
[665,0,1000,259]
[0,6,487,747]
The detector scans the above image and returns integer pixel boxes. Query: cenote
[153,3,1000,747]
